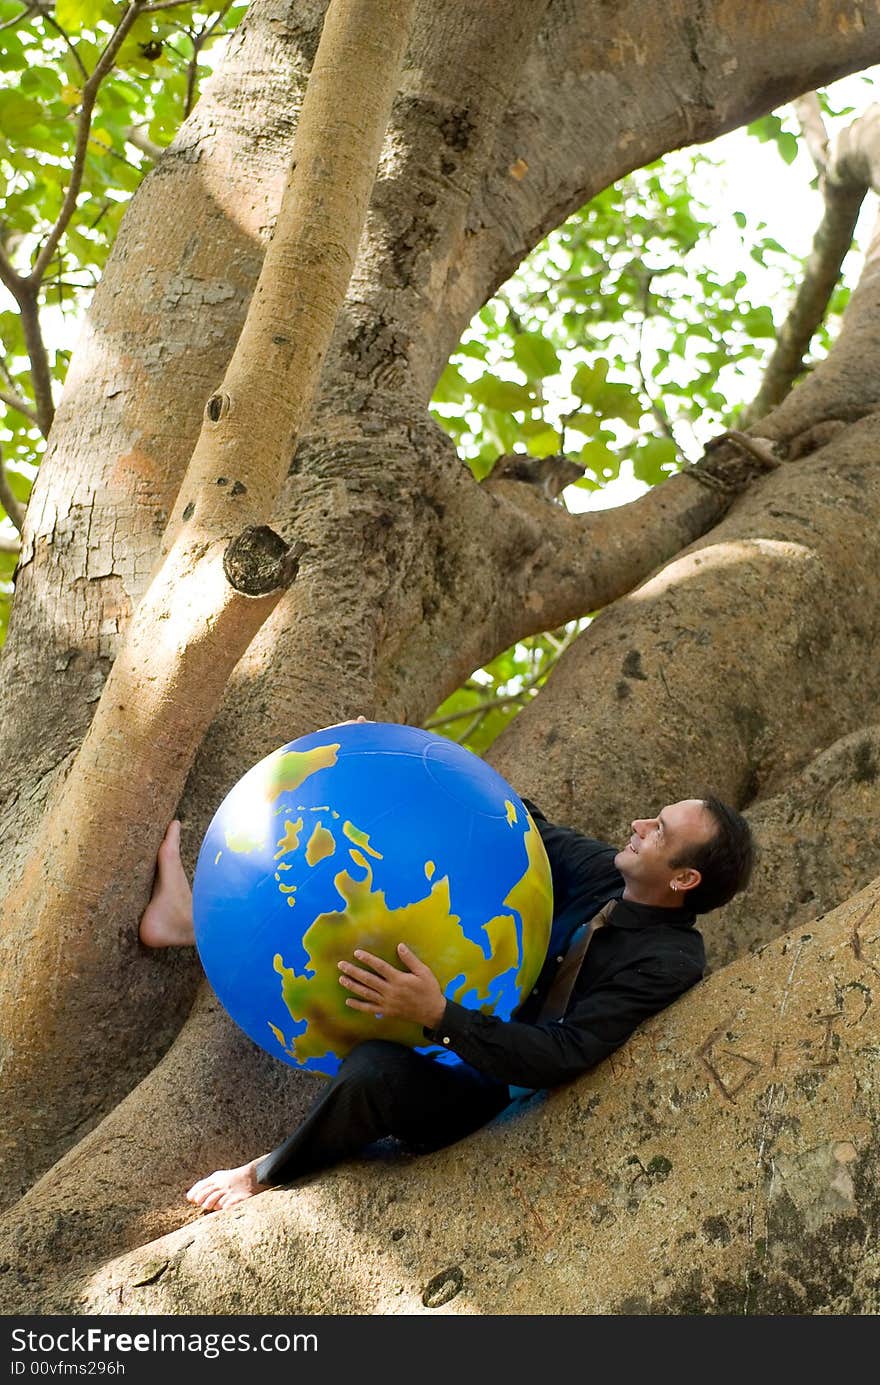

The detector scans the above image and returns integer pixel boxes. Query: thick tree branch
[12,881,877,1316]
[706,723,880,972]
[480,430,779,643]
[435,5,880,389]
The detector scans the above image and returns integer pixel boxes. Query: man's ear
[673,867,701,894]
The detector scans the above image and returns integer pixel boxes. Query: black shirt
[424,799,705,1090]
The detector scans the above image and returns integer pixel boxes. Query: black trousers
[254,1039,511,1186]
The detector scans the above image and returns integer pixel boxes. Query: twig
[635,271,686,456]
[141,0,200,11]
[0,444,26,532]
[17,293,54,436]
[0,4,35,33]
[126,124,164,160]
[425,627,581,730]
[0,387,39,427]
[496,290,525,335]
[0,242,21,298]
[426,685,534,729]
[29,2,147,286]
[184,0,233,118]
[41,11,90,81]
[449,709,489,745]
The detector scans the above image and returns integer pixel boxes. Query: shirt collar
[606,893,697,931]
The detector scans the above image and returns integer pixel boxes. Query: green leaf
[56,0,112,31]
[456,339,489,361]
[562,411,600,437]
[432,363,468,405]
[777,132,799,165]
[746,114,783,144]
[511,331,560,381]
[2,466,33,504]
[467,453,496,482]
[468,376,535,412]
[479,408,521,454]
[579,439,620,478]
[744,305,776,339]
[0,91,43,136]
[571,359,609,404]
[593,380,643,427]
[632,435,678,485]
[0,549,18,583]
[524,425,561,459]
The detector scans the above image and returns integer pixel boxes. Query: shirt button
[442,1036,450,1045]
[531,987,539,995]
[556,955,564,963]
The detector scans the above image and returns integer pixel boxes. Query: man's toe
[187,1175,221,1205]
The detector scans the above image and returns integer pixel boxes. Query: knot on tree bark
[685,429,782,496]
[222,527,307,597]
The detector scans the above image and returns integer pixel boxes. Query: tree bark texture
[4,875,877,1314]
[2,0,880,1313]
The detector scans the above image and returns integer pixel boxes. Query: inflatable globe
[192,721,553,1076]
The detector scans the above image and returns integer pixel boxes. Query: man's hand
[338,944,446,1029]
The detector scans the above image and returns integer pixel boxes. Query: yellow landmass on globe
[223,743,340,854]
[306,821,336,865]
[271,812,552,1065]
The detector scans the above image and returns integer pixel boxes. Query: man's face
[614,799,715,905]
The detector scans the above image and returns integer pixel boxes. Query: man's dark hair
[672,796,754,915]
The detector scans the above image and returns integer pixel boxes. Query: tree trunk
[2,0,880,1313]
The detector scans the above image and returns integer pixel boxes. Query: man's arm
[424,960,701,1089]
[339,942,702,1090]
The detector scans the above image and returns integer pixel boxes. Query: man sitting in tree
[140,722,753,1213]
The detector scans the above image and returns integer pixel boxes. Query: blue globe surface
[192,722,553,1076]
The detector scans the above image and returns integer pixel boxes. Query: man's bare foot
[139,820,196,948]
[186,1158,271,1213]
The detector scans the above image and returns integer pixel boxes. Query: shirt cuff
[422,999,472,1048]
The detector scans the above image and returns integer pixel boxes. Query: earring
[671,883,677,892]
